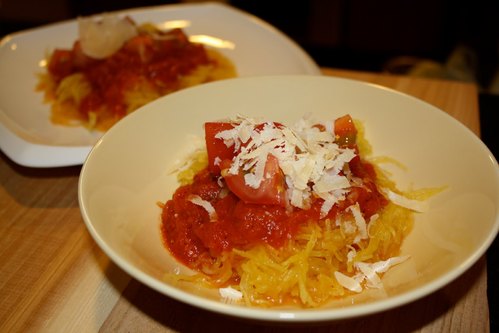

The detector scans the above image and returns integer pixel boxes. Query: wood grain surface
[0,69,489,333]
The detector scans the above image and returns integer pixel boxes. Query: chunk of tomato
[349,155,376,180]
[123,34,155,63]
[334,114,357,148]
[47,49,74,80]
[204,122,236,174]
[71,41,97,69]
[220,154,286,206]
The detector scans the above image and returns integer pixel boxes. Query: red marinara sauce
[160,158,387,270]
[47,28,210,118]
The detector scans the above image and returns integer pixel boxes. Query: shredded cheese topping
[334,271,363,293]
[219,286,243,303]
[383,189,430,212]
[334,255,410,292]
[348,203,368,243]
[188,195,218,221]
[216,115,357,216]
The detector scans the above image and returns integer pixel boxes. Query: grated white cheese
[219,286,243,302]
[320,198,336,218]
[335,255,411,292]
[383,189,429,212]
[334,271,363,293]
[355,262,382,289]
[243,152,268,188]
[188,195,217,221]
[369,255,411,274]
[216,176,225,188]
[313,174,351,193]
[217,115,359,215]
[348,203,368,243]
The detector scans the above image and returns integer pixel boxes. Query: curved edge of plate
[0,122,91,167]
[0,2,321,168]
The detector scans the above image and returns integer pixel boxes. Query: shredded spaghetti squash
[36,15,237,131]
[160,114,442,307]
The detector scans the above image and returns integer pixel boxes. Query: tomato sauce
[161,158,387,270]
[47,28,210,118]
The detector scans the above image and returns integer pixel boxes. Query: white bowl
[78,75,499,322]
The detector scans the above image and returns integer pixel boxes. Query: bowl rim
[78,75,499,322]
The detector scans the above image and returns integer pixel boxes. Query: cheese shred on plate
[161,114,442,308]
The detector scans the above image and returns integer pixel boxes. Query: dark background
[1,0,497,330]
[1,0,497,157]
[1,0,498,86]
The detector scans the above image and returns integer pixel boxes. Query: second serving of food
[37,14,236,131]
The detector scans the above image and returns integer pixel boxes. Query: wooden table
[0,69,489,332]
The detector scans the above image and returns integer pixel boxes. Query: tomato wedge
[334,114,357,148]
[204,122,236,174]
[48,49,74,80]
[220,154,286,206]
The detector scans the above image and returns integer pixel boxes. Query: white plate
[79,75,499,322]
[0,2,320,168]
